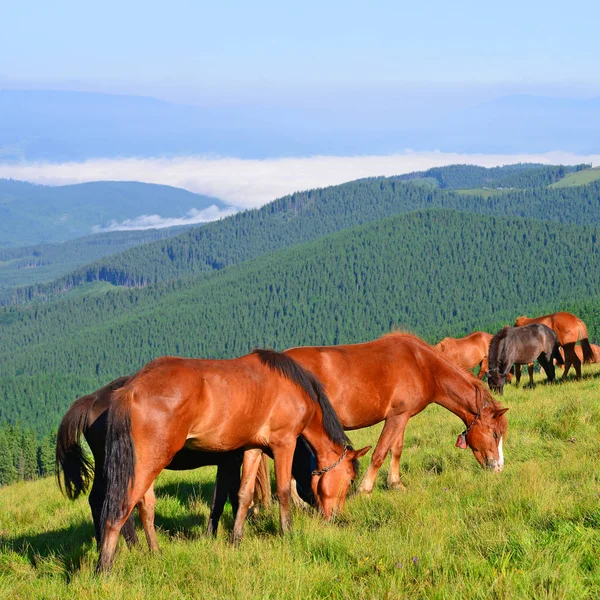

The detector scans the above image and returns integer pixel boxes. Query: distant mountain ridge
[0,179,231,247]
[1,89,600,160]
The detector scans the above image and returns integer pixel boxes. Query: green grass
[549,167,600,188]
[2,368,600,599]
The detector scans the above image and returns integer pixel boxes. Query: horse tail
[577,319,594,363]
[253,349,349,448]
[100,387,136,543]
[55,394,96,500]
[253,454,272,510]
[552,341,564,366]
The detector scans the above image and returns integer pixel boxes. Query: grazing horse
[55,376,272,549]
[514,312,594,379]
[487,324,562,394]
[434,331,493,379]
[555,343,600,367]
[285,333,509,494]
[96,350,369,572]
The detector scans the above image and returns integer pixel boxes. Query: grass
[1,368,600,599]
[549,167,600,188]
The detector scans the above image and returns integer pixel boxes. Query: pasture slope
[1,369,599,599]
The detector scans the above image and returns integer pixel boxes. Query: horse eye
[493,432,498,440]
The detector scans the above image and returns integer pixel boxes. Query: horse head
[313,445,370,518]
[464,404,509,472]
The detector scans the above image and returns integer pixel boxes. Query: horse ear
[351,446,371,459]
[494,408,509,418]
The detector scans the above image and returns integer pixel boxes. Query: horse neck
[433,369,481,426]
[300,411,346,468]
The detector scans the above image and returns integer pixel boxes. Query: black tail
[580,338,594,364]
[55,394,96,500]
[552,342,564,366]
[253,349,350,448]
[99,388,135,543]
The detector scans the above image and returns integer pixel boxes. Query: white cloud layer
[93,205,238,232]
[1,151,598,211]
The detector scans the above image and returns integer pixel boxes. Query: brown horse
[285,333,509,494]
[514,312,594,379]
[434,331,493,379]
[55,376,271,549]
[555,343,600,367]
[97,350,369,572]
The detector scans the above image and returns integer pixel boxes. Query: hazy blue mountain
[1,90,599,161]
[0,179,231,247]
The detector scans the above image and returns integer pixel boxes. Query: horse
[434,331,493,379]
[487,324,562,394]
[554,343,600,367]
[514,312,594,379]
[284,332,509,494]
[96,350,369,572]
[55,376,272,549]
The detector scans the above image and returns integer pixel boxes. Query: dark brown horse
[96,350,369,572]
[285,333,509,494]
[514,312,593,379]
[434,331,493,379]
[55,376,272,549]
[487,324,562,393]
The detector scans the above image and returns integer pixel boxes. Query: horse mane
[253,349,351,450]
[488,327,510,372]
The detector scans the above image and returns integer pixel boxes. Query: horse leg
[97,468,160,573]
[514,364,521,387]
[135,481,160,552]
[387,414,410,490]
[290,479,310,509]
[477,357,488,380]
[230,449,263,545]
[538,353,555,383]
[526,363,534,387]
[562,343,579,379]
[207,458,241,537]
[359,416,407,494]
[270,443,295,535]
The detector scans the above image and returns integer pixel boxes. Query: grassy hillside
[1,371,599,598]
[550,166,600,188]
[3,209,600,434]
[10,171,600,304]
[0,179,229,248]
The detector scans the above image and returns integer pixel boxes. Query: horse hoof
[357,486,374,495]
[388,481,407,492]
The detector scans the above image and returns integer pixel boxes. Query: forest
[2,163,600,485]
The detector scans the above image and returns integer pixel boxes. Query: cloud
[93,205,238,232]
[1,151,598,211]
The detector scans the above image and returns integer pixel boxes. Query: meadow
[1,368,599,599]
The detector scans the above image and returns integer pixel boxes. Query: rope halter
[460,400,489,439]
[312,445,348,477]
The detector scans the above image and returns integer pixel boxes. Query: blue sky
[2,0,599,104]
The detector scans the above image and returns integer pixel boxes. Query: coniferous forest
[1,163,600,486]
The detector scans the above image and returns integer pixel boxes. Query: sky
[2,0,600,104]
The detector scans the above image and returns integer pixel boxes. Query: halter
[460,400,489,438]
[312,445,348,476]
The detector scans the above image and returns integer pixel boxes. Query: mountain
[2,90,600,161]
[0,179,231,247]
[8,164,598,303]
[0,226,191,293]
[2,208,600,434]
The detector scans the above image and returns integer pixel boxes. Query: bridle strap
[312,445,348,477]
[461,400,489,438]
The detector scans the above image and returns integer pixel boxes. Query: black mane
[488,327,509,372]
[253,349,350,448]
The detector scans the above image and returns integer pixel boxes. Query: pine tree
[0,427,18,486]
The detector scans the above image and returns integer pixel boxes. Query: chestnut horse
[55,376,271,549]
[97,350,369,572]
[434,331,493,379]
[285,333,509,494]
[487,324,562,393]
[555,343,600,366]
[514,312,594,379]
